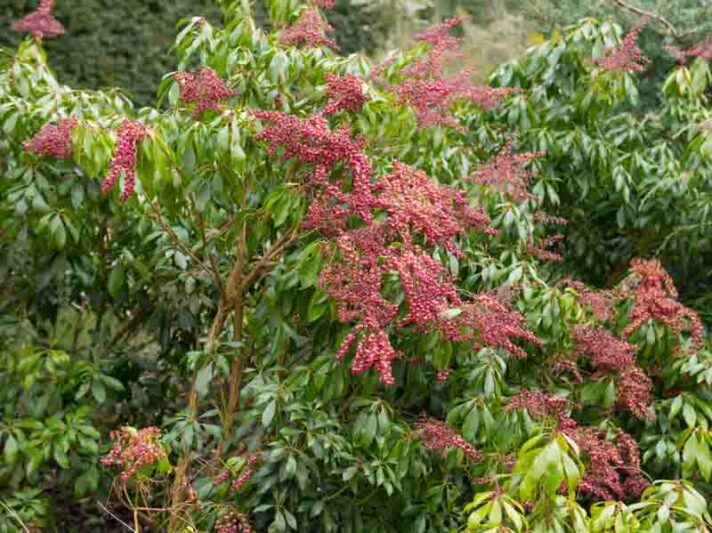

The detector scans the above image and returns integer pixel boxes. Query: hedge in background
[0,0,385,106]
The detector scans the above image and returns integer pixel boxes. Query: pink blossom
[415,416,482,461]
[279,9,338,50]
[101,427,166,482]
[101,120,146,201]
[23,117,76,159]
[174,67,236,118]
[324,74,368,114]
[591,17,651,72]
[12,0,64,39]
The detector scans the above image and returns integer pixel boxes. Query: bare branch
[609,0,678,36]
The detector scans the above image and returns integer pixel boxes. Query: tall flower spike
[279,9,338,50]
[101,120,147,201]
[591,17,651,73]
[174,67,236,118]
[12,0,65,38]
[23,117,76,159]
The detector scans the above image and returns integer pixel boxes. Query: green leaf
[273,510,286,532]
[91,380,106,403]
[682,403,697,428]
[520,440,562,500]
[262,400,276,428]
[195,362,213,398]
[107,265,125,299]
[4,435,18,465]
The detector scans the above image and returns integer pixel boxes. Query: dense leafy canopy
[0,1,711,532]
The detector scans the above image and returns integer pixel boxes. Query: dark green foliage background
[0,0,387,106]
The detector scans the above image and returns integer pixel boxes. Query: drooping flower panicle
[387,16,519,129]
[572,325,653,421]
[279,9,338,50]
[591,17,651,72]
[174,67,236,118]
[324,74,369,114]
[622,259,703,353]
[415,416,482,461]
[101,120,147,201]
[23,117,77,159]
[12,0,65,39]
[469,145,540,203]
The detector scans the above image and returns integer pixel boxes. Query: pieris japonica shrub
[0,1,710,532]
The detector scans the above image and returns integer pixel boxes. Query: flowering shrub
[0,2,710,532]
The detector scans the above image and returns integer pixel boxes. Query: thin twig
[609,0,678,36]
[97,501,136,532]
[240,228,299,293]
[0,500,31,533]
[149,200,222,288]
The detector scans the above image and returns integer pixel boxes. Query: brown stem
[240,228,298,293]
[219,225,247,454]
[149,200,222,288]
[609,0,678,36]
[168,378,198,532]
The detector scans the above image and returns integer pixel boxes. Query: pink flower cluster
[101,427,166,482]
[623,259,703,353]
[684,35,712,60]
[387,17,518,128]
[215,510,254,533]
[574,428,648,501]
[254,91,535,386]
[23,117,76,159]
[324,74,369,114]
[311,0,336,9]
[456,294,541,359]
[591,17,651,72]
[524,233,564,263]
[572,325,653,420]
[506,390,648,500]
[279,9,338,50]
[414,416,482,461]
[469,145,540,203]
[213,454,261,493]
[253,110,374,227]
[12,0,64,39]
[665,37,712,62]
[376,162,489,253]
[563,279,615,322]
[229,454,261,493]
[572,326,635,373]
[101,120,147,201]
[505,389,570,421]
[174,67,236,118]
